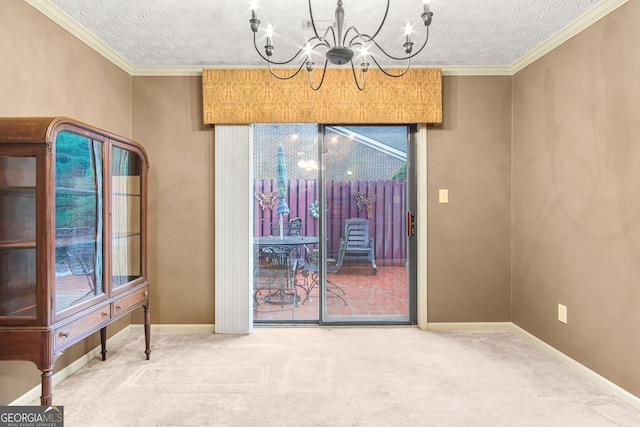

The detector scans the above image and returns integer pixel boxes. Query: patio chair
[270,217,306,271]
[270,217,302,237]
[294,246,347,306]
[66,244,97,304]
[331,218,377,274]
[56,226,98,303]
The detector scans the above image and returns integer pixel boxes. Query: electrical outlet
[439,189,449,204]
[558,304,567,323]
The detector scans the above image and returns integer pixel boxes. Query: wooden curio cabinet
[0,117,150,405]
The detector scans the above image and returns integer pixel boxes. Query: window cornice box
[202,68,442,125]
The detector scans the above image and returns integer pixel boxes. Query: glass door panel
[54,131,104,314]
[111,146,143,290]
[321,125,411,323]
[252,124,319,322]
[0,155,37,318]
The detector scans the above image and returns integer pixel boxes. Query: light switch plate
[439,189,449,204]
[558,304,567,323]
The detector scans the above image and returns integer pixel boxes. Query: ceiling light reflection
[298,159,318,171]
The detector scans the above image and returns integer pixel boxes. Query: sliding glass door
[320,125,415,324]
[252,124,416,324]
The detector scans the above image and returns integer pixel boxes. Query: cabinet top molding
[0,117,149,165]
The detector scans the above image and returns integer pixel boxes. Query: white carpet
[47,327,640,426]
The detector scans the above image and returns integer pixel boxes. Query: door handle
[407,211,415,237]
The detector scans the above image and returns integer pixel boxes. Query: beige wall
[427,76,512,322]
[132,76,215,325]
[0,1,132,134]
[512,1,640,397]
[0,0,132,405]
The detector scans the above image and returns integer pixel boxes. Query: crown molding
[510,0,629,74]
[130,65,512,78]
[130,67,204,77]
[24,0,135,75]
[26,0,629,78]
[440,66,512,76]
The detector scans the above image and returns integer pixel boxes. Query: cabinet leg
[144,303,151,360]
[40,369,53,406]
[100,327,107,361]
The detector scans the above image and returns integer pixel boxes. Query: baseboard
[511,324,640,412]
[10,325,133,406]
[426,322,513,331]
[129,323,215,333]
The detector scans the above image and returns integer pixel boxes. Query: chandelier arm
[308,59,329,91]
[307,0,325,43]
[305,27,335,53]
[267,61,307,81]
[346,29,376,46]
[348,26,430,62]
[309,1,340,46]
[343,26,364,48]
[369,54,411,78]
[365,27,430,61]
[308,39,329,52]
[252,32,308,66]
[361,0,391,43]
[324,26,337,46]
[350,61,367,91]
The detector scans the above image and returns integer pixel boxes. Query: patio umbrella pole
[275,142,290,239]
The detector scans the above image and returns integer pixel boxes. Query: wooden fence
[253,179,407,266]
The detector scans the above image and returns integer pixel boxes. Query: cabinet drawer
[55,307,110,350]
[112,286,149,318]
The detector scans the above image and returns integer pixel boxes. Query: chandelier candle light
[249,0,433,91]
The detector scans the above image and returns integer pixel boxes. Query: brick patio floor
[254,266,408,322]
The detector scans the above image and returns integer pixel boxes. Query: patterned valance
[202,68,442,125]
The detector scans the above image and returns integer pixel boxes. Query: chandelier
[249,0,433,91]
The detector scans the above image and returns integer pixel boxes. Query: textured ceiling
[49,0,604,68]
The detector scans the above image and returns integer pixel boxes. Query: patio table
[254,236,319,305]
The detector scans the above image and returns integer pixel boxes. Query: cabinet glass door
[111,146,143,290]
[0,155,37,318]
[54,132,104,313]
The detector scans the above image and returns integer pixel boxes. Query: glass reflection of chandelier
[249,0,434,91]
